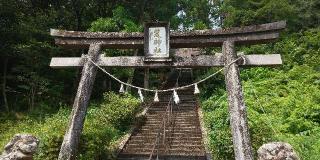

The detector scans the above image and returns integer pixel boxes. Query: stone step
[152,101,197,105]
[125,143,204,149]
[146,114,198,118]
[159,94,195,97]
[144,119,200,123]
[146,115,198,119]
[136,130,202,136]
[157,98,196,102]
[119,154,206,159]
[142,123,200,128]
[123,146,205,154]
[151,107,197,110]
[149,107,196,110]
[138,122,201,126]
[129,133,202,138]
[125,142,203,147]
[140,125,200,130]
[117,153,206,160]
[128,138,203,144]
[148,109,196,112]
[145,117,199,121]
[141,123,199,127]
[127,139,203,145]
[137,129,201,135]
[147,112,198,116]
[158,97,196,101]
[129,135,202,141]
[142,122,200,126]
[122,147,205,155]
[147,111,197,114]
[118,70,206,159]
[144,119,199,122]
[134,131,202,136]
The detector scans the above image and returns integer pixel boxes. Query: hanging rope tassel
[194,83,200,94]
[154,91,159,102]
[119,83,125,93]
[138,88,144,102]
[173,90,180,104]
[86,55,241,97]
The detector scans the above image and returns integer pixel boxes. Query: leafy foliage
[197,2,320,159]
[89,6,142,33]
[201,66,320,159]
[0,92,140,159]
[96,92,141,131]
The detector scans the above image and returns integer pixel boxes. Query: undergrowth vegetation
[0,92,140,160]
[199,28,320,159]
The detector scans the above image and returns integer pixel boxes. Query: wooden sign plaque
[144,22,170,60]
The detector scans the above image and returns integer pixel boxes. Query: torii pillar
[58,43,101,160]
[224,41,253,159]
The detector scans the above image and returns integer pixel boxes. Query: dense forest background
[0,0,319,159]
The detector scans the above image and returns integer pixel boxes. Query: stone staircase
[117,69,207,160]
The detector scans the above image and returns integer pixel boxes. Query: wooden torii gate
[50,21,286,160]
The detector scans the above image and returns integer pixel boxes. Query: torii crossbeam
[50,21,286,160]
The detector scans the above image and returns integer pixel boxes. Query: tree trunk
[71,0,82,30]
[58,44,101,160]
[223,41,253,160]
[2,57,9,112]
[108,68,112,91]
[30,86,35,111]
[102,78,107,91]
[138,0,147,23]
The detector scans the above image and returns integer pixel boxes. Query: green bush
[34,108,70,159]
[0,108,69,160]
[201,65,320,159]
[0,92,141,160]
[202,95,234,160]
[97,92,141,131]
[78,92,140,159]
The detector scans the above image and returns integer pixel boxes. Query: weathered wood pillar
[58,43,102,160]
[223,41,254,160]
